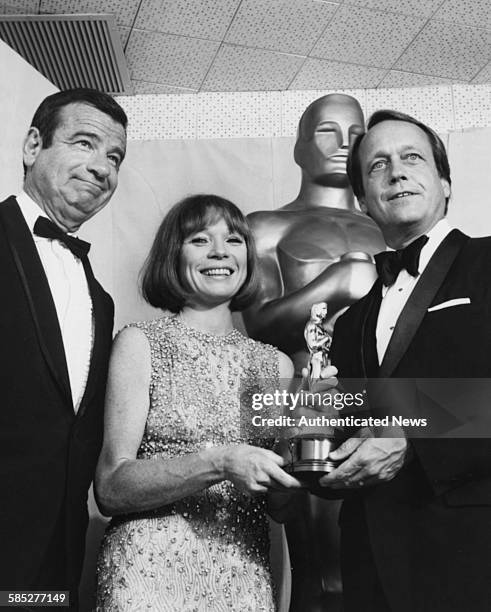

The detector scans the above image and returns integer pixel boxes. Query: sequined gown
[96,316,279,611]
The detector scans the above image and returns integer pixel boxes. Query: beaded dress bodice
[97,316,279,612]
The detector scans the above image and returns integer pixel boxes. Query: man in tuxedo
[0,89,127,608]
[318,110,491,611]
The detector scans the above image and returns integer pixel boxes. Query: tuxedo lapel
[379,230,469,378]
[361,280,383,378]
[0,197,72,406]
[77,257,108,417]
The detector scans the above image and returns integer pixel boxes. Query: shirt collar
[383,218,452,268]
[380,218,453,297]
[418,218,453,274]
[17,190,48,234]
[17,190,79,237]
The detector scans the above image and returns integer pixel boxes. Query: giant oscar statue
[243,93,385,612]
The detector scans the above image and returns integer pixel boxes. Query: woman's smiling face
[179,216,248,308]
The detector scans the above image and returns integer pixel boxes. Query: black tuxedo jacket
[330,229,491,612]
[0,197,114,596]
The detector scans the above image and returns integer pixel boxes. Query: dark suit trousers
[340,499,392,612]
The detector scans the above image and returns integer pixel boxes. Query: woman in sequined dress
[95,194,301,611]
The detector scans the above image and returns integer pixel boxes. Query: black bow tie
[375,235,429,287]
[33,216,91,260]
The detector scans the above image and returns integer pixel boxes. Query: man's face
[23,102,127,232]
[358,120,450,248]
[295,95,364,186]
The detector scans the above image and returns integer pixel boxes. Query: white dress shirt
[376,219,453,363]
[17,191,93,412]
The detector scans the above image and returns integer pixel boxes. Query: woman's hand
[220,444,302,496]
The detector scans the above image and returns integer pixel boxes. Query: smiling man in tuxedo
[0,88,127,609]
[320,110,491,611]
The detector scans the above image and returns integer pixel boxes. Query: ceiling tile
[311,4,426,68]
[197,91,282,138]
[343,0,443,19]
[472,62,491,84]
[202,45,304,92]
[281,88,367,135]
[290,58,386,89]
[433,0,491,30]
[40,0,139,27]
[119,25,130,49]
[0,1,39,13]
[366,85,455,133]
[395,20,490,81]
[131,80,198,95]
[126,30,219,89]
[225,0,339,55]
[134,0,240,40]
[379,70,455,88]
[452,83,491,129]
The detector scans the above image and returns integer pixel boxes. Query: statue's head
[294,93,364,188]
[310,302,328,321]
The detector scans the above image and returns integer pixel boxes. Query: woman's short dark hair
[347,109,451,210]
[142,194,259,312]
